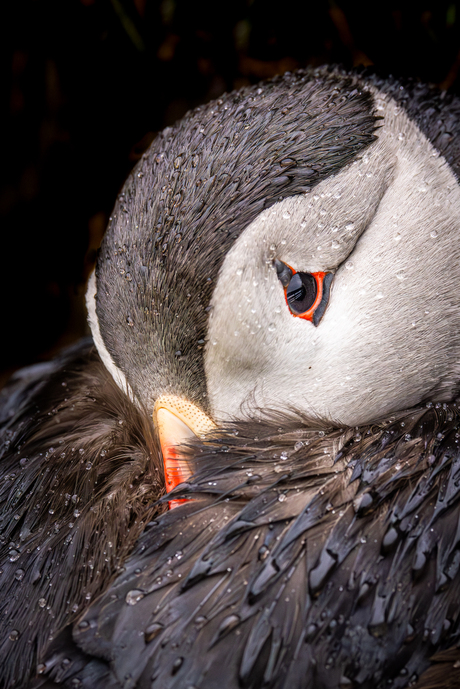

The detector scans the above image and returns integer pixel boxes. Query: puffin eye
[274,258,334,326]
[286,273,317,314]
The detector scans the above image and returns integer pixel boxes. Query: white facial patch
[205,90,460,426]
[86,271,135,400]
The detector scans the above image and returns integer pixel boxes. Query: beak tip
[153,396,216,505]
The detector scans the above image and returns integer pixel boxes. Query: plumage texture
[204,100,460,424]
[415,648,460,688]
[91,66,460,427]
[33,396,460,688]
[364,70,460,180]
[2,67,460,688]
[0,342,164,688]
[94,69,377,412]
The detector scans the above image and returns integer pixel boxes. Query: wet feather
[0,342,164,688]
[33,399,460,688]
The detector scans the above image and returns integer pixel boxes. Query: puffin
[2,66,460,689]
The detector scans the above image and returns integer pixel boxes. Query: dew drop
[125,589,145,606]
[171,657,183,675]
[382,527,399,551]
[218,614,240,636]
[258,545,269,561]
[144,622,164,643]
[305,623,317,640]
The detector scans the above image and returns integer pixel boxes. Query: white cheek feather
[205,90,460,426]
[86,271,136,400]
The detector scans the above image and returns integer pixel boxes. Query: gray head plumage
[88,67,460,427]
[90,69,376,417]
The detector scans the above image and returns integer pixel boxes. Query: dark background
[3,0,460,384]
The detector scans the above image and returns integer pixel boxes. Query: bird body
[1,67,460,688]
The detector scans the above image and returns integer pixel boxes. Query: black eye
[286,272,317,315]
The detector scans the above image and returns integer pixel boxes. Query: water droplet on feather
[171,657,184,675]
[145,623,164,643]
[218,614,240,636]
[126,589,145,606]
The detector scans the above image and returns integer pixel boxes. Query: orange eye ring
[281,261,332,324]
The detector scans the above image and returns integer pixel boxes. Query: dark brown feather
[32,401,460,689]
[0,341,165,688]
[416,647,460,688]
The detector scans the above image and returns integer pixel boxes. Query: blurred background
[3,0,460,384]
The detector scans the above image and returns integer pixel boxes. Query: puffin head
[86,69,460,471]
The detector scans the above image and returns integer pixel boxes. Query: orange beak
[153,396,216,508]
